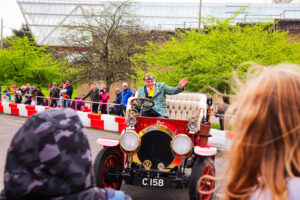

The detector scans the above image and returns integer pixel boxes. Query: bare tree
[60,1,166,89]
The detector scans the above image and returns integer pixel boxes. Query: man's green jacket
[135,82,183,117]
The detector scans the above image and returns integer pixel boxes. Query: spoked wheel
[189,157,215,200]
[93,147,123,189]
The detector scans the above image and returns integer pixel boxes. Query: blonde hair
[224,64,300,200]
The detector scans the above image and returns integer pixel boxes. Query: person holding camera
[100,87,109,114]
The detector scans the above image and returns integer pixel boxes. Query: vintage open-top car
[93,93,216,200]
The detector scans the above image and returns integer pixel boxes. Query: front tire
[93,147,123,189]
[189,157,215,200]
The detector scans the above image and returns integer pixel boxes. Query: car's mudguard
[96,138,125,164]
[194,146,217,156]
[97,138,119,147]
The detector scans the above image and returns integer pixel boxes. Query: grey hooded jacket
[0,108,129,200]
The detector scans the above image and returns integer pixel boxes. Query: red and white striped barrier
[2,102,11,114]
[0,101,126,133]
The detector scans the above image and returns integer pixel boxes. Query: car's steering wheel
[130,97,155,108]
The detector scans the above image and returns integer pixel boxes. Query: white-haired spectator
[2,95,9,102]
[121,82,133,116]
[20,86,26,96]
[31,97,37,106]
[15,90,22,104]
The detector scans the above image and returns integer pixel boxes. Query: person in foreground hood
[0,108,131,200]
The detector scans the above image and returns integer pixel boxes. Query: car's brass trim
[143,160,152,170]
[133,126,178,172]
[138,125,175,138]
[132,153,180,172]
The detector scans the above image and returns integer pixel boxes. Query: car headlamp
[188,121,197,132]
[126,116,137,127]
[120,130,140,152]
[188,115,198,133]
[171,134,193,156]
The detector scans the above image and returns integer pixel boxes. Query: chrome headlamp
[188,121,197,132]
[171,134,193,156]
[120,130,140,152]
[188,115,198,133]
[126,116,137,127]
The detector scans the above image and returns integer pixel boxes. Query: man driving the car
[133,73,188,118]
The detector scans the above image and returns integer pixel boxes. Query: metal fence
[0,92,124,115]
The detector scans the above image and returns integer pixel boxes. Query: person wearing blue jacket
[65,80,73,108]
[120,82,132,115]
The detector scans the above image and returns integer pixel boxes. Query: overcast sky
[0,0,299,37]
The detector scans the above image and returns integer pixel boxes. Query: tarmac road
[0,113,226,200]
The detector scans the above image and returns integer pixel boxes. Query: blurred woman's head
[225,64,300,200]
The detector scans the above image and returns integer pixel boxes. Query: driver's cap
[143,73,155,81]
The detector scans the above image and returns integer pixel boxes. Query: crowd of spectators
[0,81,74,108]
[1,81,133,116]
[83,82,133,116]
[1,83,45,105]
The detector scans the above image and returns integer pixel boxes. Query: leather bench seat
[166,93,207,122]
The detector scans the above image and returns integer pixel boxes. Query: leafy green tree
[0,36,66,86]
[131,17,300,93]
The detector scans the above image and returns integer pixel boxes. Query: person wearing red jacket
[100,87,109,114]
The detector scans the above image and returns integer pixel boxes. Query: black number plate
[141,178,164,187]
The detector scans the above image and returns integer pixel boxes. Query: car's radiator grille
[137,130,174,170]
